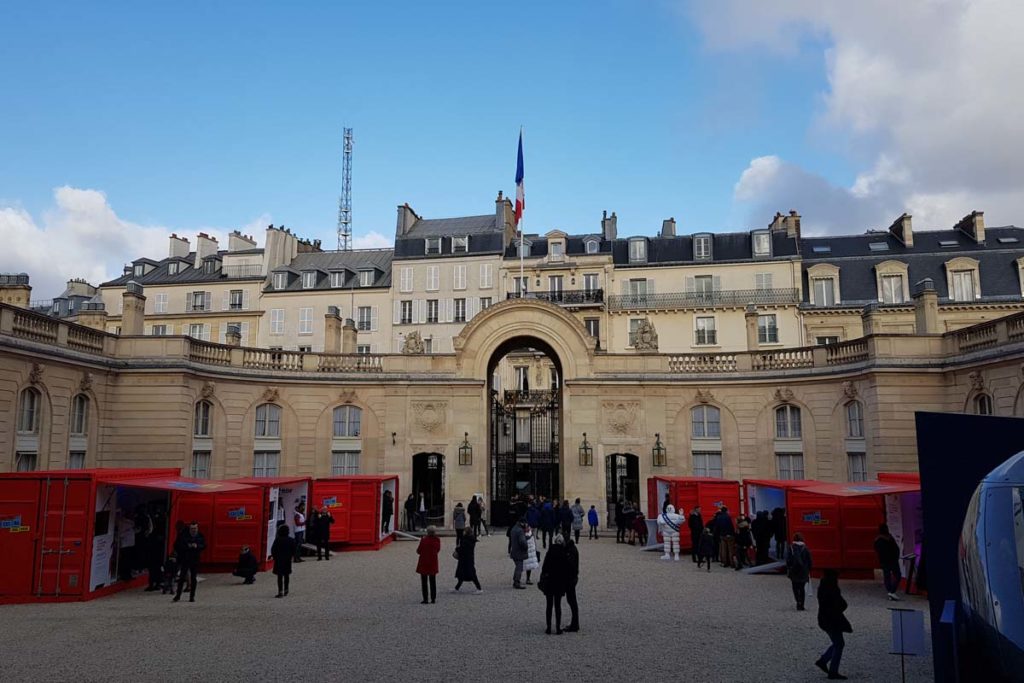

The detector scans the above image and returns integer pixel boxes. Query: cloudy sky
[2,1,1022,297]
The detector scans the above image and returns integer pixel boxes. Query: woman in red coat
[416,525,441,604]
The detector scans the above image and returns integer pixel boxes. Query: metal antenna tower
[337,127,353,250]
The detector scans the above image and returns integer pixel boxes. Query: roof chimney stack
[601,211,618,241]
[955,211,986,244]
[228,230,257,252]
[195,232,219,262]
[396,203,420,237]
[169,234,190,258]
[888,213,913,247]
[660,217,677,238]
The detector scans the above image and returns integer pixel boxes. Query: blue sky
[3,1,1021,297]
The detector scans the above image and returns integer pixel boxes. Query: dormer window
[273,272,287,290]
[425,237,441,255]
[752,231,771,258]
[549,241,565,261]
[585,239,599,254]
[517,240,531,258]
[203,260,217,275]
[330,271,346,288]
[694,234,712,261]
[302,271,316,289]
[629,238,647,263]
[359,270,374,287]
[133,264,145,277]
[452,236,469,253]
[168,262,179,275]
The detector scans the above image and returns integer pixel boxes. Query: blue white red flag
[515,131,525,226]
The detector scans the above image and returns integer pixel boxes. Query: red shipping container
[877,472,920,485]
[742,478,819,517]
[230,476,312,567]
[646,476,741,551]
[311,475,399,551]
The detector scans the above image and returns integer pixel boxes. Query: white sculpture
[658,504,685,561]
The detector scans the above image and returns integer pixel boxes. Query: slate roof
[267,249,393,291]
[100,250,267,287]
[394,214,506,260]
[403,214,498,237]
[800,226,1024,304]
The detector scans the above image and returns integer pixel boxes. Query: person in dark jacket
[874,523,902,600]
[381,489,394,534]
[306,508,320,552]
[688,506,704,562]
[467,496,483,538]
[453,502,467,547]
[752,510,773,565]
[527,500,542,533]
[540,534,570,634]
[622,500,637,544]
[404,494,417,532]
[559,499,573,540]
[540,499,556,548]
[662,492,672,514]
[232,545,259,584]
[315,506,334,560]
[614,499,625,544]
[271,524,296,598]
[697,528,716,571]
[734,515,754,570]
[416,525,441,604]
[453,529,482,593]
[815,569,852,680]
[564,537,581,632]
[144,503,166,591]
[785,532,813,610]
[772,507,788,560]
[508,518,530,589]
[173,522,206,603]
[714,506,736,567]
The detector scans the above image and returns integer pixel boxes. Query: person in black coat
[454,528,482,592]
[271,524,296,598]
[563,538,581,632]
[559,499,573,540]
[467,496,483,538]
[687,506,704,563]
[752,511,773,565]
[772,507,788,560]
[173,522,206,603]
[614,499,625,544]
[873,523,902,600]
[404,494,417,532]
[815,569,852,680]
[539,534,570,634]
[232,545,259,584]
[381,489,394,534]
[315,506,335,561]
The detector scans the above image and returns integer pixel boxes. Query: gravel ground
[1,533,932,682]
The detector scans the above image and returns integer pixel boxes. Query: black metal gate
[606,453,639,529]
[490,389,560,526]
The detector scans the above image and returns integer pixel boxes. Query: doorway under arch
[411,452,445,528]
[606,453,640,528]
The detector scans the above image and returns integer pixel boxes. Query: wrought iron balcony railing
[506,289,604,306]
[607,288,799,311]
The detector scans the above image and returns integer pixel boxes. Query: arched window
[194,400,212,437]
[775,405,801,439]
[333,405,362,438]
[17,388,40,434]
[691,405,721,438]
[974,394,993,416]
[71,394,89,435]
[846,401,863,439]
[255,403,281,437]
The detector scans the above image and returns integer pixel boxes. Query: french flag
[514,130,525,226]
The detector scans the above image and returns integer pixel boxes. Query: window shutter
[416,299,426,324]
[480,264,492,289]
[393,301,401,325]
[685,277,695,293]
[647,279,656,295]
[243,290,250,310]
[219,325,226,344]
[222,292,230,311]
[444,299,453,323]
[204,292,212,311]
[370,306,378,331]
[240,322,249,345]
[145,325,152,335]
[467,297,478,321]
[203,324,211,342]
[621,280,628,295]
[184,292,192,312]
[712,276,722,291]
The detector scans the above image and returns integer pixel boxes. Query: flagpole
[518,126,524,298]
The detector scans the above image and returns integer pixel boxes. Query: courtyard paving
[2,532,932,682]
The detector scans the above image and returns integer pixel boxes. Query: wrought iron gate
[490,389,560,526]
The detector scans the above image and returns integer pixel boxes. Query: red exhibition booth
[310,475,399,551]
[231,476,312,567]
[0,468,263,604]
[647,476,741,549]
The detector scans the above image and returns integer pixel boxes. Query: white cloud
[692,0,1024,232]
[0,186,268,299]
[352,230,393,250]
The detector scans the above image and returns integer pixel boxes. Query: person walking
[541,498,555,549]
[559,499,573,540]
[539,534,570,635]
[688,505,704,563]
[614,499,625,543]
[622,500,637,544]
[404,494,418,532]
[785,532,813,610]
[523,524,540,585]
[587,505,599,539]
[381,489,394,534]
[232,545,258,584]
[292,504,306,563]
[315,505,334,560]
[508,517,529,589]
[815,569,853,680]
[752,510,773,565]
[479,499,490,536]
[453,528,482,593]
[453,502,467,547]
[172,521,205,603]
[307,508,320,556]
[874,524,902,601]
[564,536,580,632]
[144,503,166,591]
[527,499,542,533]
[416,526,441,604]
[271,524,296,598]
[468,496,482,538]
[569,498,585,544]
[418,493,428,530]
[714,506,736,567]
[735,514,754,570]
[697,527,716,571]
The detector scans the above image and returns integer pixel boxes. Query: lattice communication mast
[337,127,354,250]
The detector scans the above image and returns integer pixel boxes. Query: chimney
[196,232,219,262]
[769,212,786,232]
[341,317,358,354]
[65,278,97,298]
[0,273,31,308]
[225,324,242,347]
[396,203,420,237]
[601,211,618,241]
[169,234,190,258]
[74,301,107,331]
[955,211,986,243]
[261,225,298,275]
[121,281,146,336]
[660,218,677,238]
[783,210,801,238]
[888,213,913,247]
[324,306,343,354]
[912,278,940,334]
[497,191,517,245]
[861,303,883,336]
[228,230,256,252]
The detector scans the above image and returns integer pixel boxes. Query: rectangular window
[847,402,864,438]
[776,406,802,439]
[155,293,168,313]
[330,271,346,288]
[190,291,208,312]
[357,344,371,355]
[629,239,647,262]
[194,401,211,437]
[694,275,714,294]
[550,368,559,390]
[252,451,280,478]
[168,262,179,275]
[400,267,413,292]
[298,307,313,335]
[359,270,374,287]
[454,298,466,323]
[515,366,530,391]
[629,318,643,346]
[189,323,204,339]
[753,232,771,257]
[230,290,244,310]
[302,271,316,289]
[518,242,530,258]
[695,316,717,345]
[952,270,976,301]
[273,272,287,290]
[848,453,867,482]
[191,451,211,479]
[585,318,600,341]
[15,452,37,472]
[694,235,712,260]
[583,273,598,293]
[816,336,840,345]
[270,309,285,335]
[776,454,805,480]
[512,277,528,295]
[427,266,440,291]
[68,451,86,469]
[628,278,648,300]
[692,408,721,438]
[151,324,168,336]
[586,240,599,254]
[401,300,413,325]
[480,297,492,311]
[758,314,779,343]
[549,275,563,299]
[813,278,836,306]
[298,346,311,353]
[693,451,723,478]
[550,242,565,261]
[134,264,145,277]
[357,306,372,331]
[453,265,467,290]
[426,299,439,323]
[755,273,773,291]
[331,451,360,476]
[480,263,493,289]
[424,337,432,353]
[881,274,905,304]
[452,236,468,253]
[425,237,441,255]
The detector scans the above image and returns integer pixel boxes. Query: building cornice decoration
[401,331,425,355]
[633,318,659,352]
[29,363,44,385]
[969,371,985,392]
[695,388,715,404]
[412,401,447,433]
[79,372,93,393]
[339,389,357,404]
[603,401,640,435]
[842,381,858,400]
[201,381,215,399]
[774,387,795,403]
[262,386,280,403]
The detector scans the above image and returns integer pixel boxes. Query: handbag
[536,578,546,592]
[452,548,460,560]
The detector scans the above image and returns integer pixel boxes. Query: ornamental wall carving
[412,401,447,434]
[603,401,641,436]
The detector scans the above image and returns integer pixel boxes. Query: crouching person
[233,545,259,584]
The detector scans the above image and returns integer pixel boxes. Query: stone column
[744,304,759,351]
[121,281,146,336]
[861,303,883,336]
[324,306,343,353]
[913,278,940,334]
[342,318,358,354]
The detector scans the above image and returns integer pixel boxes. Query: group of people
[656,499,790,571]
[511,495,589,546]
[451,495,490,544]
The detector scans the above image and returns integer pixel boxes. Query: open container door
[230,477,312,564]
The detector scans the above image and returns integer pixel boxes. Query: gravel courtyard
[2,533,932,682]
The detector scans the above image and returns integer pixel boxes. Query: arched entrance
[411,452,444,528]
[488,335,563,526]
[606,453,639,528]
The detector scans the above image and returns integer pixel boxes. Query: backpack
[787,545,808,576]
